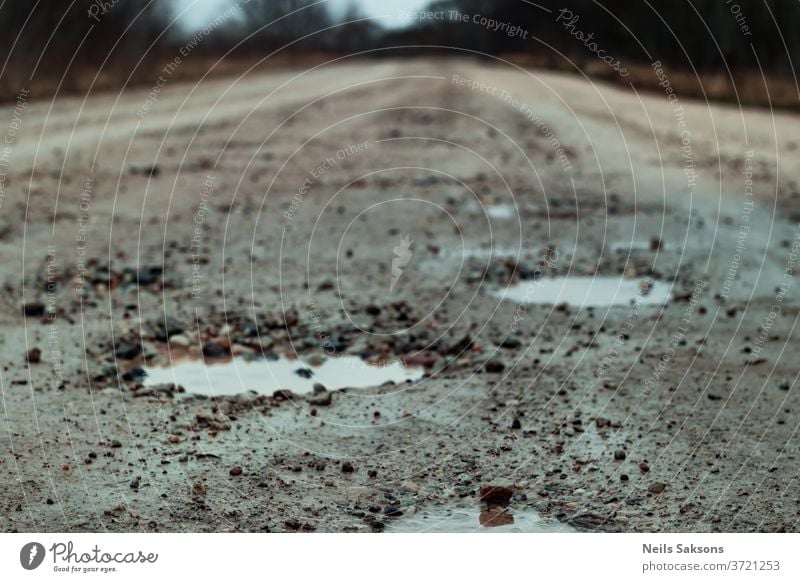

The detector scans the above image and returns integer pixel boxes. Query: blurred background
[1,0,799,107]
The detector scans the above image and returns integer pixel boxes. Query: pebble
[169,334,191,347]
[648,482,666,494]
[202,342,229,359]
[229,466,243,476]
[307,391,332,406]
[155,317,184,340]
[26,348,42,364]
[341,461,355,473]
[479,484,513,506]
[498,335,522,349]
[114,342,141,360]
[22,303,45,317]
[122,367,147,382]
[484,359,506,373]
[614,450,626,461]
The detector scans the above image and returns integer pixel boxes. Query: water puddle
[463,201,518,220]
[143,355,424,396]
[485,204,517,219]
[491,276,671,308]
[389,506,576,533]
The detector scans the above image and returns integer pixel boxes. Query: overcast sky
[174,0,433,30]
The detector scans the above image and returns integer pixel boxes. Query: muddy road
[2,59,800,532]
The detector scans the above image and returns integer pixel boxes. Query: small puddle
[143,355,424,396]
[389,506,576,533]
[463,201,518,220]
[485,204,517,219]
[491,276,671,308]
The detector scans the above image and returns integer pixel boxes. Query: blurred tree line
[0,0,797,100]
[385,0,800,75]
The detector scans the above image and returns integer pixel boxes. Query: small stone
[639,462,650,473]
[22,303,45,317]
[130,477,140,490]
[400,480,420,492]
[383,506,403,517]
[229,466,243,476]
[498,335,521,349]
[122,366,147,382]
[273,389,294,401]
[169,334,191,347]
[480,484,513,506]
[511,418,522,430]
[484,359,506,373]
[202,342,229,359]
[307,391,332,406]
[26,348,42,364]
[295,368,313,379]
[114,342,141,360]
[341,461,355,473]
[155,317,183,340]
[648,482,666,494]
[614,450,626,461]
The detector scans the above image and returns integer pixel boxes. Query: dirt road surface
[2,59,800,532]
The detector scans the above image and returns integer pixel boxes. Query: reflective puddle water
[491,276,671,308]
[143,355,425,396]
[463,201,518,220]
[485,204,517,219]
[389,506,576,533]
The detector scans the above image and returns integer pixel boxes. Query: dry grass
[3,52,798,111]
[506,53,800,111]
